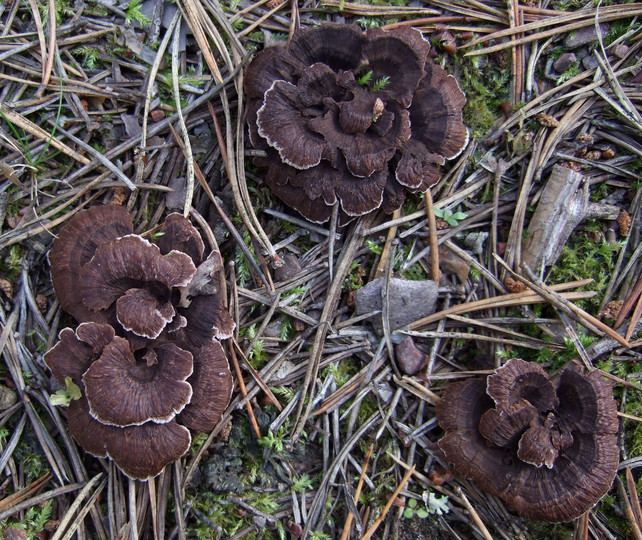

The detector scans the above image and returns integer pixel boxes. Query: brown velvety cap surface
[176,341,233,432]
[68,397,191,480]
[44,323,116,386]
[287,24,364,71]
[245,23,468,223]
[156,213,205,265]
[436,359,619,522]
[308,96,411,178]
[46,206,235,480]
[80,235,196,310]
[175,293,235,347]
[49,205,133,323]
[361,26,431,108]
[83,338,194,426]
[79,235,196,337]
[409,63,468,159]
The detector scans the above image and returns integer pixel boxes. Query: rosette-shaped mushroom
[79,235,197,339]
[436,359,619,522]
[245,24,468,223]
[48,206,235,343]
[45,206,235,478]
[44,323,193,479]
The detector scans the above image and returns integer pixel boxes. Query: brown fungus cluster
[436,359,619,522]
[44,206,234,479]
[245,24,468,223]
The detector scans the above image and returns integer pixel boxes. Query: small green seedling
[404,491,450,519]
[372,76,390,91]
[73,46,100,69]
[125,0,151,27]
[356,70,391,92]
[403,498,429,519]
[434,207,467,227]
[357,70,374,86]
[50,377,82,406]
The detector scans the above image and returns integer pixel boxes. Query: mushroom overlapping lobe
[67,396,192,481]
[436,358,619,522]
[245,23,468,223]
[82,340,194,426]
[80,235,197,339]
[45,323,193,479]
[45,206,234,479]
[48,205,133,324]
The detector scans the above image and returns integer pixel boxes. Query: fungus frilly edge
[245,23,468,224]
[436,358,619,522]
[44,206,234,480]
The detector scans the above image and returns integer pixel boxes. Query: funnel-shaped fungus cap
[245,23,468,223]
[68,397,191,480]
[79,235,196,338]
[409,63,469,160]
[45,323,195,479]
[44,322,116,386]
[287,24,365,71]
[436,359,619,522]
[45,207,236,479]
[361,26,431,108]
[83,339,193,426]
[49,206,133,323]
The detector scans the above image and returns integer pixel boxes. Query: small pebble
[395,336,428,375]
[36,294,48,312]
[354,277,438,333]
[0,385,17,411]
[150,109,165,122]
[613,44,629,59]
[564,24,610,49]
[553,52,576,73]
[582,55,600,70]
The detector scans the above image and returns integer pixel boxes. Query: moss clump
[548,231,624,312]
[451,52,510,138]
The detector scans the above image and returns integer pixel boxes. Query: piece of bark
[520,163,625,272]
[523,165,588,272]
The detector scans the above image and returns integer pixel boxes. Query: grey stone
[354,277,438,333]
[582,54,600,70]
[553,52,577,73]
[0,385,17,411]
[564,24,610,49]
[463,232,489,255]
